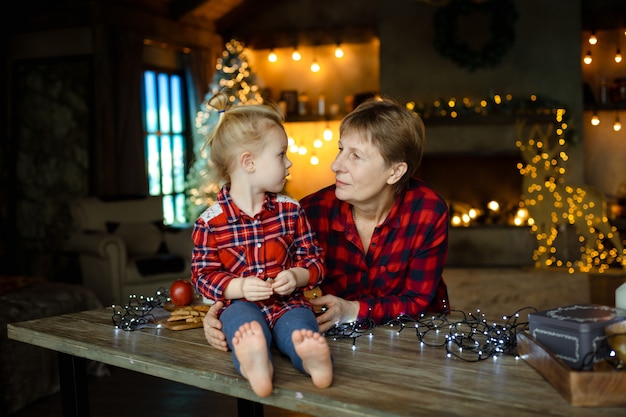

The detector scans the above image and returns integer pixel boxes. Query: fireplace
[420,122,536,267]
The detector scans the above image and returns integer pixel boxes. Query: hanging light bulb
[588,31,598,45]
[334,43,344,58]
[288,136,298,154]
[268,49,277,63]
[583,50,593,65]
[614,114,622,132]
[591,113,600,126]
[323,126,333,141]
[310,60,320,73]
[310,154,320,166]
[292,47,301,61]
[615,48,623,63]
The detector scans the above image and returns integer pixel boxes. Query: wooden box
[528,304,624,370]
[517,332,626,407]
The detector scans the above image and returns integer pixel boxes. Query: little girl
[190,93,333,397]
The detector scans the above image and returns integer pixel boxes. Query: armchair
[66,196,194,305]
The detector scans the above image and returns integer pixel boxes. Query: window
[142,69,189,225]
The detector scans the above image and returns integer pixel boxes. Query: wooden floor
[11,365,312,417]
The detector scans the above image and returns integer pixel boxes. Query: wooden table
[7,308,625,417]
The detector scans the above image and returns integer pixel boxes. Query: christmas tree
[186,39,264,220]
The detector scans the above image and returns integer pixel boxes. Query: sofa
[65,196,194,306]
[0,277,102,416]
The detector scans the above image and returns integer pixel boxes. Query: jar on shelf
[599,78,608,104]
[298,93,310,116]
[614,77,626,102]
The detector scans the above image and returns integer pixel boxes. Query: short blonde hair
[205,93,285,184]
[339,98,425,195]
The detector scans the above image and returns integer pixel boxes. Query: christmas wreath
[433,0,518,72]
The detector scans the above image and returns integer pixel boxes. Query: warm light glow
[292,49,301,61]
[310,155,320,165]
[298,146,307,155]
[313,139,323,148]
[334,45,344,58]
[289,144,299,153]
[487,201,500,212]
[583,51,592,65]
[310,60,320,72]
[614,116,622,132]
[268,50,277,63]
[588,32,598,45]
[616,48,623,63]
[451,215,462,227]
[323,127,333,141]
[591,114,600,126]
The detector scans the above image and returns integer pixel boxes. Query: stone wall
[11,58,91,279]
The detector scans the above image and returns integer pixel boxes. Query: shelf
[584,102,626,112]
[421,113,557,126]
[284,114,345,123]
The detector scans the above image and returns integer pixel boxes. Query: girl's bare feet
[292,329,333,389]
[232,321,273,397]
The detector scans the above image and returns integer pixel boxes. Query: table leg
[237,398,264,417]
[58,353,90,417]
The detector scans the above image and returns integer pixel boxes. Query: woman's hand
[309,294,360,333]
[202,301,229,351]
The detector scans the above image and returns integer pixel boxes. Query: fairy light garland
[111,288,168,331]
[323,302,535,361]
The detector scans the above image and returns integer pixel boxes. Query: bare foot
[232,321,273,397]
[292,329,333,389]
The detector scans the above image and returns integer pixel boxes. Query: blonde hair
[204,93,285,184]
[339,97,426,195]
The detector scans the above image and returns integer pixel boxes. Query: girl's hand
[271,269,297,296]
[240,277,273,301]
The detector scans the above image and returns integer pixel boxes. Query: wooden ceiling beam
[169,0,212,20]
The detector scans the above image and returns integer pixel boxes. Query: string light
[323,126,333,141]
[334,43,344,58]
[291,47,301,61]
[384,307,536,362]
[616,48,623,63]
[591,112,600,125]
[588,31,598,45]
[517,121,625,273]
[268,49,277,63]
[310,59,320,73]
[614,114,622,132]
[111,288,168,331]
[583,50,593,64]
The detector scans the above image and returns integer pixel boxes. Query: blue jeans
[220,300,320,376]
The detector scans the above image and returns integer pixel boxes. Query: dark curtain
[93,27,147,196]
[184,47,214,116]
[183,47,215,150]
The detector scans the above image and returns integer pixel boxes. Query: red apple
[169,279,194,306]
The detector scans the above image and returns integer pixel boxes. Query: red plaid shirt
[191,187,325,327]
[300,178,450,324]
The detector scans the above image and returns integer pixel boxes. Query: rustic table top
[7,308,625,417]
